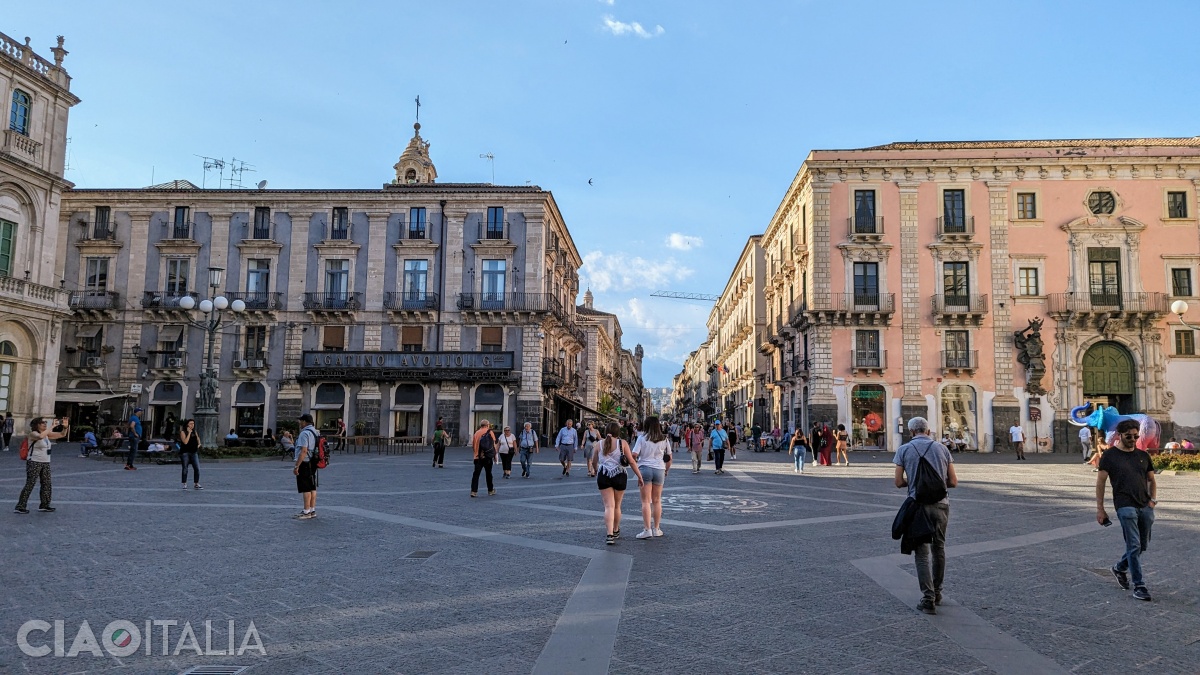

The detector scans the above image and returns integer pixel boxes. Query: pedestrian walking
[333,418,347,453]
[752,422,763,452]
[432,426,449,468]
[179,419,202,490]
[471,420,497,497]
[633,416,672,539]
[14,417,69,514]
[835,424,850,465]
[554,419,579,477]
[771,425,782,451]
[668,421,681,449]
[1079,425,1093,462]
[596,422,644,545]
[893,417,957,615]
[497,425,517,479]
[789,429,809,473]
[1009,423,1027,460]
[582,421,601,477]
[3,412,14,451]
[125,407,143,470]
[1096,419,1158,601]
[293,414,320,519]
[709,421,729,474]
[729,424,739,459]
[687,423,705,473]
[518,422,539,478]
[818,423,835,466]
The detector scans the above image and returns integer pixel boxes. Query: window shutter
[402,326,423,345]
[323,325,345,349]
[481,327,503,346]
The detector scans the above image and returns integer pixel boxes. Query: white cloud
[602,15,665,39]
[597,0,615,5]
[580,250,693,293]
[665,233,703,251]
[615,298,707,363]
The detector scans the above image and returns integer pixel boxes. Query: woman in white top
[496,426,518,479]
[15,416,70,514]
[595,421,644,545]
[632,416,672,539]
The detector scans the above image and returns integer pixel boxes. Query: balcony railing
[937,215,975,238]
[231,351,268,369]
[384,291,439,311]
[168,222,193,240]
[2,128,41,162]
[143,291,198,309]
[1047,292,1169,314]
[329,226,350,240]
[72,352,105,369]
[224,291,283,311]
[847,216,884,237]
[69,291,119,310]
[147,351,187,369]
[251,224,271,240]
[479,221,508,240]
[542,357,565,386]
[932,294,989,314]
[941,350,979,371]
[851,349,888,370]
[82,226,116,241]
[833,293,896,312]
[303,292,362,311]
[457,292,552,312]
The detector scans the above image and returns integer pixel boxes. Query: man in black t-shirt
[1096,419,1158,601]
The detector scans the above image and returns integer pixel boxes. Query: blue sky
[15,1,1200,387]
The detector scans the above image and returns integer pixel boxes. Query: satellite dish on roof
[256,180,267,190]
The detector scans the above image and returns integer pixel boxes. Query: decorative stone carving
[859,168,870,181]
[1155,165,1163,179]
[1061,166,1071,179]
[948,168,958,181]
[837,168,847,182]
[993,166,1002,180]
[882,168,892,181]
[1038,166,1049,179]
[971,167,981,180]
[1108,165,1118,179]
[392,123,438,184]
[1131,165,1140,179]
[904,168,913,181]
[1015,167,1025,180]
[926,168,935,181]
[198,370,218,410]
[1014,318,1047,395]
[1178,165,1187,179]
[1084,165,1094,179]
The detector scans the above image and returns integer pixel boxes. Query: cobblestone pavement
[1,444,1197,674]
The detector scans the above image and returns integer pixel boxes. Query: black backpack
[478,431,497,460]
[911,440,947,505]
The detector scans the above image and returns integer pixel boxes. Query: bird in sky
[588,178,594,186]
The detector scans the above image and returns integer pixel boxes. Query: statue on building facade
[1014,318,1047,395]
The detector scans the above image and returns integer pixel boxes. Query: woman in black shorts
[595,422,644,545]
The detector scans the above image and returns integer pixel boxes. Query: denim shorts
[639,466,666,485]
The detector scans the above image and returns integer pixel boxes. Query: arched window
[0,340,14,415]
[10,90,30,135]
[472,383,505,431]
[392,384,424,438]
[0,341,15,356]
[405,168,417,183]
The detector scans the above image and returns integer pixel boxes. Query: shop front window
[940,385,977,450]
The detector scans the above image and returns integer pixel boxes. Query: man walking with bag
[893,417,957,614]
[293,414,320,520]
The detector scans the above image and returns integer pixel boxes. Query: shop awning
[75,325,102,339]
[553,394,616,422]
[157,325,183,343]
[391,404,422,412]
[55,391,125,405]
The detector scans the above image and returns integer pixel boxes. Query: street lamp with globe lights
[178,267,246,448]
[1171,299,1199,331]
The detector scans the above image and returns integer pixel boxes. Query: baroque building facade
[0,31,78,432]
[56,123,594,445]
[752,138,1200,451]
[576,289,644,420]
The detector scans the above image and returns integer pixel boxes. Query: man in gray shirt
[293,414,320,520]
[894,416,958,614]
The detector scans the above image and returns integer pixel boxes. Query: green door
[1082,342,1135,413]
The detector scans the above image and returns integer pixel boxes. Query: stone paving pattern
[1,446,1197,674]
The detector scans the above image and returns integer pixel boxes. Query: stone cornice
[313,240,362,255]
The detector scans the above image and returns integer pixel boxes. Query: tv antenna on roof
[197,155,225,189]
[227,158,256,189]
[479,153,495,184]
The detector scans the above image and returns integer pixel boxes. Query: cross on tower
[414,95,420,122]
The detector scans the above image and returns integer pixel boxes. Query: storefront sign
[300,351,515,380]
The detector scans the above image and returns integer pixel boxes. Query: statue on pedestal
[1014,318,1047,395]
[198,370,217,410]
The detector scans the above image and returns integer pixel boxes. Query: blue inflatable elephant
[1069,404,1160,450]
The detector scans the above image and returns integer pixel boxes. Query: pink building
[760,138,1200,451]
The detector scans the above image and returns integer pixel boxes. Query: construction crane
[651,290,720,302]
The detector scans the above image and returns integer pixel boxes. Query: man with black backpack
[293,414,321,520]
[893,416,957,615]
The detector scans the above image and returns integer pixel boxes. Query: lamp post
[1171,299,1200,331]
[178,266,245,448]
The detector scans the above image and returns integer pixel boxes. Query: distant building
[0,32,79,429]
[57,123,592,444]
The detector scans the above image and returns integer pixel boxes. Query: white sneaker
[635,529,653,539]
[653,527,664,537]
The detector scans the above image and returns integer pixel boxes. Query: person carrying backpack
[471,420,498,497]
[893,416,957,615]
[293,414,321,520]
[432,426,449,468]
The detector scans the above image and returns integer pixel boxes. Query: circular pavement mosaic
[660,493,769,514]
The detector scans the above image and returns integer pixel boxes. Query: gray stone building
[57,123,588,445]
[0,31,78,433]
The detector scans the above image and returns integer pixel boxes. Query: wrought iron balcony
[251,224,272,240]
[82,226,116,241]
[1047,292,1169,315]
[457,292,551,312]
[303,292,362,311]
[69,291,119,311]
[224,291,283,311]
[833,293,896,313]
[142,291,199,309]
[932,294,989,325]
[542,357,566,388]
[478,221,508,241]
[936,215,975,239]
[147,351,188,370]
[384,291,440,311]
[851,349,887,373]
[941,350,979,373]
[168,222,194,240]
[847,216,884,239]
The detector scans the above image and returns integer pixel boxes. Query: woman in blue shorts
[633,416,672,540]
